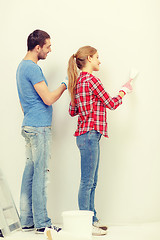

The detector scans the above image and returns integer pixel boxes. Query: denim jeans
[76,130,102,223]
[20,126,52,229]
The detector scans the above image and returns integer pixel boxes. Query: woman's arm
[69,101,79,116]
[90,77,123,110]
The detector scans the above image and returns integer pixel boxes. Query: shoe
[22,225,35,232]
[93,220,108,230]
[0,230,4,237]
[92,226,107,236]
[35,225,62,234]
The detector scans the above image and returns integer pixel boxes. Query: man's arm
[20,101,24,113]
[34,81,66,106]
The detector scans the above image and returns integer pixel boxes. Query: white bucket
[62,210,93,239]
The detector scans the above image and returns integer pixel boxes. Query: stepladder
[0,169,21,237]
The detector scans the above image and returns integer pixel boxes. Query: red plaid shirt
[69,72,122,138]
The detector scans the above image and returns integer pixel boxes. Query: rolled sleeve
[69,102,79,116]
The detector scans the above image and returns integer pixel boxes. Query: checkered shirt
[69,72,122,137]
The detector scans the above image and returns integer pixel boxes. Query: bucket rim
[62,210,94,217]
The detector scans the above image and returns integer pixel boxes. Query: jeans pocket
[89,130,102,141]
[22,127,38,138]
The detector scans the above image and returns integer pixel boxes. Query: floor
[1,222,160,240]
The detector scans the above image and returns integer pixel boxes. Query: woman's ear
[87,56,92,62]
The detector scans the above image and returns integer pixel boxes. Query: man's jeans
[76,130,102,223]
[20,126,52,229]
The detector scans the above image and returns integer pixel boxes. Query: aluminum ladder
[0,169,21,237]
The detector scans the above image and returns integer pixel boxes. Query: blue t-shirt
[16,60,53,127]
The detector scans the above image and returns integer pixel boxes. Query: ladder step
[9,222,21,232]
[2,206,14,211]
[0,169,21,237]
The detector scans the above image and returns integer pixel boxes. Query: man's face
[38,38,51,60]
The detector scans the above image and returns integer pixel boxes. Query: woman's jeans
[76,130,102,223]
[20,126,52,229]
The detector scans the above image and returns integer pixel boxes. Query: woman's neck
[82,66,93,74]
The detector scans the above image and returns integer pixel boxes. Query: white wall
[1,0,160,225]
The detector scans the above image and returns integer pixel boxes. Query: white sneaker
[92,226,107,236]
[93,220,108,230]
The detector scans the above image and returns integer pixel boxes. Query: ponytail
[67,46,97,104]
[67,54,78,104]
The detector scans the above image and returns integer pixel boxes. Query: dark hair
[27,29,50,51]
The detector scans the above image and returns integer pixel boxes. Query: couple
[16,29,134,236]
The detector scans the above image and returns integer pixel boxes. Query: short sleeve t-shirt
[16,60,53,127]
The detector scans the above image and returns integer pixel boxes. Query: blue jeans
[20,126,52,229]
[76,130,102,223]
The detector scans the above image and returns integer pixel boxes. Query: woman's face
[90,52,101,71]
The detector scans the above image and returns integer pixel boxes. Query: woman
[67,46,132,236]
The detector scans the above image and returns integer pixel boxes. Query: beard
[38,52,47,60]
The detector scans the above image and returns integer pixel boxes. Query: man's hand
[61,76,68,89]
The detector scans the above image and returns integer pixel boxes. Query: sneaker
[35,225,62,234]
[22,225,35,232]
[93,220,108,230]
[92,226,107,236]
[0,230,4,237]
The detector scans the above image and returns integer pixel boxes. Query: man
[16,29,67,234]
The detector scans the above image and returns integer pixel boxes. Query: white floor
[1,222,160,240]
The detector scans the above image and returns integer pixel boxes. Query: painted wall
[1,0,160,225]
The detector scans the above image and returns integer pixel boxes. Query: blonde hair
[67,46,97,103]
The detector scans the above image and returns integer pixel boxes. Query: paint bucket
[62,210,93,239]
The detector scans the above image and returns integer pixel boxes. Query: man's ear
[35,45,41,53]
[87,56,92,62]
